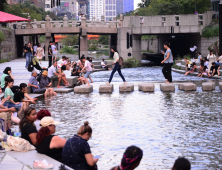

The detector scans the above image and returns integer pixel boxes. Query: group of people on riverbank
[184,50,222,78]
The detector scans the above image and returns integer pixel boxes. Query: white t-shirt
[33,46,37,52]
[51,45,57,54]
[34,120,41,131]
[57,59,65,69]
[48,65,57,77]
[101,61,106,68]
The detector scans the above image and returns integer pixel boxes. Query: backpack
[27,60,34,72]
[119,56,124,66]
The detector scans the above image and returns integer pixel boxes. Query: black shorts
[103,66,109,70]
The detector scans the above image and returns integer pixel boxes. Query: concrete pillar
[63,15,68,27]
[131,34,141,61]
[26,15,32,29]
[80,15,88,58]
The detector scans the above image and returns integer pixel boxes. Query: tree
[61,35,78,46]
[0,0,7,11]
[98,35,109,45]
[138,0,152,8]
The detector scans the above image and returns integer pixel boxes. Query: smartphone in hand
[160,50,164,54]
[94,155,100,159]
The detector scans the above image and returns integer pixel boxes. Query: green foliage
[138,0,151,8]
[208,40,219,55]
[39,35,45,43]
[88,40,98,51]
[202,25,219,38]
[0,59,10,63]
[136,0,211,16]
[183,54,191,60]
[97,52,109,56]
[141,35,157,40]
[0,0,7,11]
[124,57,141,68]
[61,35,78,46]
[59,46,78,54]
[98,35,109,45]
[3,1,58,21]
[0,31,5,43]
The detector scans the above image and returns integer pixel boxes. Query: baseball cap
[40,117,60,127]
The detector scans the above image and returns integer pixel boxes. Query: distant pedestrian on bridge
[106,46,127,85]
[161,42,173,83]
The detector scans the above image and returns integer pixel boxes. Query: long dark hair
[120,145,143,170]
[3,67,11,75]
[19,107,36,130]
[36,126,51,145]
[111,46,117,53]
[5,77,13,88]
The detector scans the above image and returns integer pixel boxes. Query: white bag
[7,136,35,152]
[0,129,3,141]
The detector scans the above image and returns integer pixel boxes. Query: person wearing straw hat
[36,117,66,163]
[38,70,57,97]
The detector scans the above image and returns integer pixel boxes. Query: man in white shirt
[101,59,111,70]
[33,44,37,53]
[51,42,57,61]
[48,61,63,88]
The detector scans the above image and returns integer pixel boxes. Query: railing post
[81,15,86,27]
[101,15,105,25]
[26,15,32,29]
[63,14,68,27]
[45,15,51,28]
[119,14,123,27]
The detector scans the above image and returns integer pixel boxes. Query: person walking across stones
[48,41,53,68]
[161,42,173,83]
[25,42,33,68]
[106,46,127,85]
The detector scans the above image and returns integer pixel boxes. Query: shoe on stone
[105,82,110,85]
[33,159,53,169]
[123,81,127,85]
[0,146,5,153]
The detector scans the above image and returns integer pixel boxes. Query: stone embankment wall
[200,36,219,57]
[0,27,17,60]
[141,38,158,53]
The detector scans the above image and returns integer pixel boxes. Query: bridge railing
[123,11,214,28]
[9,14,122,30]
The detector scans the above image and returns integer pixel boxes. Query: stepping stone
[179,83,196,91]
[202,82,214,91]
[119,83,134,92]
[53,88,73,93]
[74,85,93,94]
[219,82,222,90]
[99,84,114,93]
[138,83,154,92]
[160,83,175,92]
[66,76,78,87]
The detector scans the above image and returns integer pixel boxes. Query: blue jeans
[109,62,126,83]
[3,102,22,112]
[216,62,222,67]
[25,53,32,68]
[84,71,92,78]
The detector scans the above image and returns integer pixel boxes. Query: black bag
[28,60,34,72]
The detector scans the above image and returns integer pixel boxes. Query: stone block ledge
[99,84,114,93]
[74,85,93,94]
[119,84,134,92]
[138,83,154,92]
[160,83,175,92]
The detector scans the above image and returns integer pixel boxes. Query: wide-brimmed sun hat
[40,116,60,127]
[42,71,48,76]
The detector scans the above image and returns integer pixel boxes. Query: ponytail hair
[77,121,92,136]
[19,107,36,131]
[36,126,51,145]
[164,42,170,48]
[121,145,143,170]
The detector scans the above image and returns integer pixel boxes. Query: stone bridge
[10,11,214,61]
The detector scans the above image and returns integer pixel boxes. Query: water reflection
[19,82,222,170]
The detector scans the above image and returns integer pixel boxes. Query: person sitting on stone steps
[101,59,111,70]
[208,62,220,77]
[197,66,208,77]
[106,46,127,85]
[184,58,192,71]
[184,62,197,76]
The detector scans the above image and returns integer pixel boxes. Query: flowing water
[15,67,222,169]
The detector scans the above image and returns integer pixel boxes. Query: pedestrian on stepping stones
[161,42,173,83]
[81,56,93,86]
[106,46,127,85]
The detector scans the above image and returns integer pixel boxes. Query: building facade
[30,0,45,10]
[89,0,104,20]
[104,0,116,21]
[211,0,220,12]
[124,0,133,13]
[116,0,123,15]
